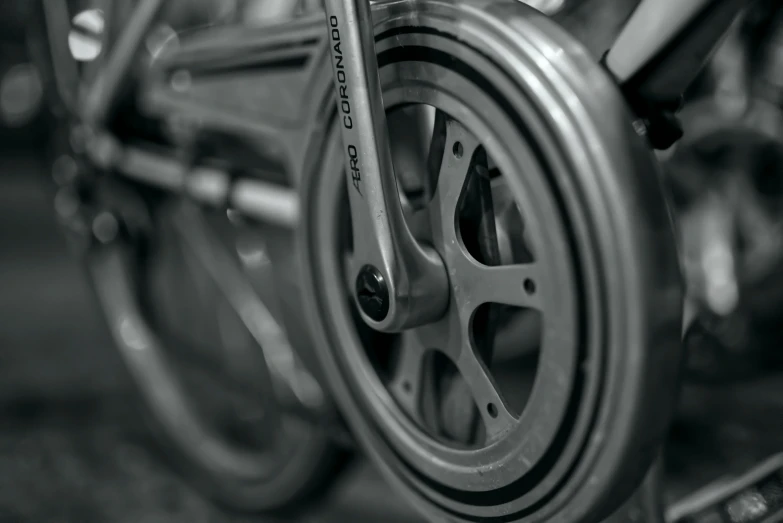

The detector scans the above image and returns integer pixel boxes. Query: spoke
[454,255,545,312]
[456,337,516,441]
[429,115,483,223]
[388,332,427,424]
[424,109,449,199]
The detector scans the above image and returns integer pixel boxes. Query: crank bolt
[355,265,390,322]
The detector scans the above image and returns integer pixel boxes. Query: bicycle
[28,0,762,521]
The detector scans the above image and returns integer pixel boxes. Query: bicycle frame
[75,0,750,117]
[35,0,748,232]
[31,2,750,520]
[606,0,747,90]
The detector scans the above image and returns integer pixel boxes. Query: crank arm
[323,0,449,331]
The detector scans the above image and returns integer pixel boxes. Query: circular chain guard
[299,1,683,522]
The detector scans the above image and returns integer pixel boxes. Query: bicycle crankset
[138,1,684,520]
[298,1,683,522]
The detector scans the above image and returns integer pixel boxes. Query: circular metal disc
[300,2,683,522]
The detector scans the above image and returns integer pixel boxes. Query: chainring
[299,1,683,522]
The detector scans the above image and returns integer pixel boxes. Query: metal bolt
[355,265,390,322]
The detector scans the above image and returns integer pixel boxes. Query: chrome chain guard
[138,2,683,522]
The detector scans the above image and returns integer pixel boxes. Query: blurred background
[4,0,783,522]
[0,2,424,522]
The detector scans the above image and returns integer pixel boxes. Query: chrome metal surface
[607,0,748,103]
[322,0,450,332]
[606,0,713,82]
[86,136,298,228]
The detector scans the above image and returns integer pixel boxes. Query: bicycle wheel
[30,0,348,512]
[300,1,683,522]
[68,175,346,514]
